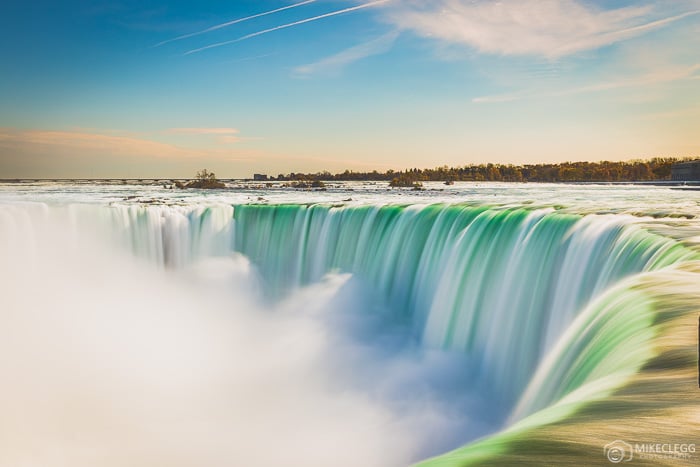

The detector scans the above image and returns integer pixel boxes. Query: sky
[1,0,699,178]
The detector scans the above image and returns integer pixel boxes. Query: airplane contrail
[154,0,319,47]
[185,0,391,55]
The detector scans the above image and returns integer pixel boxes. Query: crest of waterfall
[230,204,695,408]
[92,202,696,411]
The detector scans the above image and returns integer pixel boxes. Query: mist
[0,203,498,467]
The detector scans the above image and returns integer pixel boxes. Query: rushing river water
[1,181,699,466]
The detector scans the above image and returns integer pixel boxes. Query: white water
[3,180,700,220]
[0,203,494,467]
[1,182,699,467]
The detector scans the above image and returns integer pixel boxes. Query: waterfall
[91,202,696,413]
[2,200,698,466]
[230,204,696,409]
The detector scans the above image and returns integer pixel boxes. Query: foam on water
[1,185,699,466]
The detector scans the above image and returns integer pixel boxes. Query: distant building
[253,173,269,181]
[671,161,700,181]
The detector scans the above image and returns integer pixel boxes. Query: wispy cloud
[552,9,700,57]
[167,127,242,144]
[0,128,199,158]
[154,0,318,47]
[228,52,278,64]
[294,31,399,76]
[185,0,392,55]
[0,128,274,178]
[473,63,700,103]
[167,127,239,135]
[636,106,700,121]
[386,0,700,59]
[218,135,242,144]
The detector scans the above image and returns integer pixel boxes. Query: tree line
[266,157,695,183]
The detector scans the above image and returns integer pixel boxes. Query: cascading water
[1,198,699,466]
[96,202,696,413]
[230,204,695,412]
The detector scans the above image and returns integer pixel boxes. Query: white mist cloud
[0,204,498,467]
[385,0,699,58]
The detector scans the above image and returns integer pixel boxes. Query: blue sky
[1,0,699,178]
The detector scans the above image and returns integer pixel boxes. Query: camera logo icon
[604,440,634,463]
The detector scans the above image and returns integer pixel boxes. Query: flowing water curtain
[25,201,697,417]
[3,200,699,465]
[230,203,697,409]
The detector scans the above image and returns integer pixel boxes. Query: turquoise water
[1,183,699,466]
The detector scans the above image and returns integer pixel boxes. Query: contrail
[185,0,391,55]
[154,0,319,47]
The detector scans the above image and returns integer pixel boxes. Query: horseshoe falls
[1,183,700,467]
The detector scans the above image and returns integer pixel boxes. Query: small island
[389,174,424,190]
[176,169,226,189]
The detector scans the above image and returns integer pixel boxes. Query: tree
[196,169,217,182]
[185,169,225,189]
[389,174,423,189]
